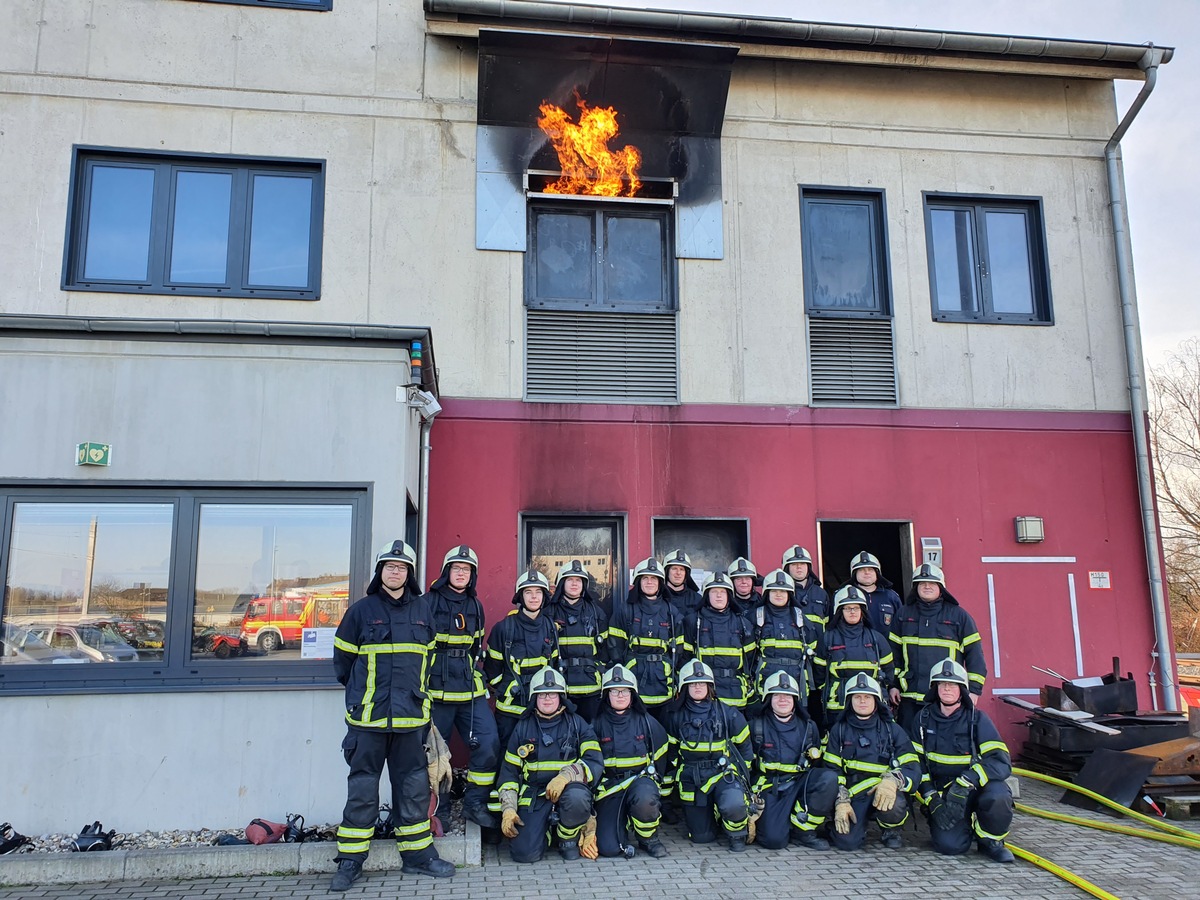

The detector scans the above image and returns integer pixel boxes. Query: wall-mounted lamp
[1014,516,1045,543]
[407,387,442,422]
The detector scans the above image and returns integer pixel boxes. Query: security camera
[407,388,442,421]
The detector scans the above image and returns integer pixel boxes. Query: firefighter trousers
[682,779,750,844]
[335,727,438,866]
[508,782,593,864]
[431,697,499,811]
[929,780,1014,854]
[595,776,662,857]
[830,786,909,852]
[755,769,838,849]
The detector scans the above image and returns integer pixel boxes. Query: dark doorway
[818,520,913,596]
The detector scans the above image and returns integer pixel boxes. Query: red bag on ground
[245,818,288,844]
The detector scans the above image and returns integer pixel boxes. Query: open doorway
[818,520,914,597]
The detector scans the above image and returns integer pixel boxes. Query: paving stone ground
[2,779,1197,899]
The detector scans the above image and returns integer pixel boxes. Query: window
[192,1,332,10]
[521,515,625,613]
[526,204,675,313]
[0,486,368,693]
[924,194,1052,324]
[800,188,890,317]
[63,148,324,300]
[652,517,749,586]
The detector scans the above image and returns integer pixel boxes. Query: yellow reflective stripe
[847,778,881,798]
[337,839,370,853]
[609,627,628,640]
[605,754,652,768]
[926,751,973,766]
[968,672,986,685]
[963,632,982,647]
[980,740,1008,755]
[680,741,727,753]
[394,821,429,836]
[498,779,519,794]
[338,826,374,838]
[467,770,495,785]
[730,725,749,744]
[844,759,888,774]
[396,835,433,851]
[362,652,378,722]
[334,637,360,653]
[972,763,989,786]
[760,639,806,649]
[559,636,598,646]
[974,822,1009,841]
[436,634,476,645]
[362,641,434,654]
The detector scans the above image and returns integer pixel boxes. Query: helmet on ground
[376,540,417,569]
[556,559,591,585]
[512,568,550,605]
[633,557,665,582]
[701,571,734,596]
[441,545,478,571]
[761,569,796,595]
[763,670,802,698]
[677,658,715,688]
[782,545,814,567]
[850,551,881,574]
[727,557,758,579]
[529,665,567,696]
[843,672,884,704]
[601,664,639,694]
[928,657,969,689]
[663,549,692,571]
[833,584,869,612]
[912,563,946,587]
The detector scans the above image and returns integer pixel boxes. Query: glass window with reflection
[523,516,623,614]
[1,503,172,666]
[800,188,890,317]
[63,148,324,299]
[193,504,352,661]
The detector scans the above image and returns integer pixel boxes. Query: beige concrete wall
[1,2,1130,411]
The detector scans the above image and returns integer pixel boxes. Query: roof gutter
[1103,47,1177,711]
[424,0,1171,74]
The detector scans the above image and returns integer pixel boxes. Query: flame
[537,98,642,197]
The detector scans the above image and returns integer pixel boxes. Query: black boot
[402,856,456,878]
[880,830,903,850]
[462,802,499,830]
[638,837,670,858]
[329,859,363,892]
[794,832,831,851]
[559,838,581,860]
[979,839,1015,863]
[729,833,748,853]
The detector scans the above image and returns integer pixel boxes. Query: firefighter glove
[579,815,599,860]
[424,725,453,795]
[746,793,765,844]
[871,770,904,812]
[501,809,523,839]
[834,786,856,835]
[546,762,589,801]
[933,780,971,831]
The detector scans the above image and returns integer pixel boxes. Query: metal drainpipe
[1106,46,1176,710]
[417,415,436,590]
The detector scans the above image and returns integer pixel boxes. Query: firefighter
[682,572,756,709]
[747,671,837,850]
[889,563,987,730]
[662,548,703,616]
[330,540,454,891]
[486,569,560,750]
[911,658,1015,862]
[608,558,684,724]
[727,557,761,612]
[751,569,816,705]
[847,551,902,634]
[425,545,500,829]
[666,659,756,851]
[814,585,896,726]
[782,545,831,629]
[591,664,673,858]
[823,672,920,852]
[550,559,609,722]
[497,666,604,863]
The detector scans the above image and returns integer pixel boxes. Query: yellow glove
[746,793,765,844]
[546,773,571,802]
[424,725,453,795]
[501,808,523,839]
[834,787,856,835]
[579,815,598,860]
[872,773,900,812]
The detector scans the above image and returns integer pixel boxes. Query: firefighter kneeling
[911,658,1015,863]
[748,671,837,850]
[496,666,604,863]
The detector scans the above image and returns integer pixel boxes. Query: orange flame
[537,98,642,198]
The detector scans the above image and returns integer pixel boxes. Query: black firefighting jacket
[550,592,610,700]
[823,709,921,799]
[682,604,756,708]
[496,707,604,807]
[910,693,1011,794]
[485,610,560,717]
[890,591,987,702]
[609,592,684,707]
[426,580,487,703]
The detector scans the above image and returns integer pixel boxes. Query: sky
[555,0,1199,366]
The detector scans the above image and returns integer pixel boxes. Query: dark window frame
[525,202,677,314]
[799,186,892,319]
[923,192,1054,325]
[520,513,627,613]
[62,146,325,300]
[0,482,371,696]
[189,1,332,11]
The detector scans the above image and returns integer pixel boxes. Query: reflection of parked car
[192,625,245,659]
[1,623,90,664]
[101,619,166,660]
[25,622,140,663]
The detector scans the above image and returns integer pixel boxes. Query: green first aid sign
[76,442,112,466]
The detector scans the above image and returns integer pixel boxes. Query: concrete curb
[0,825,480,887]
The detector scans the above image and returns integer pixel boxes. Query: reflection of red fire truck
[240,591,348,653]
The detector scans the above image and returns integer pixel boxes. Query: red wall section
[425,400,1158,747]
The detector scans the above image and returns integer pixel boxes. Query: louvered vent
[526,310,678,404]
[808,318,897,405]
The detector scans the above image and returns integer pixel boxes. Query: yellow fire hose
[1015,800,1200,849]
[1005,842,1121,900]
